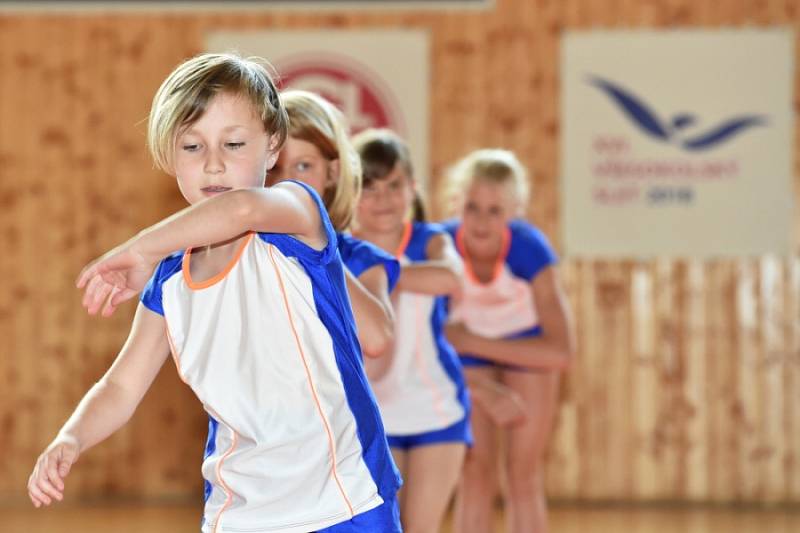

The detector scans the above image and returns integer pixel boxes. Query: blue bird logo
[587,75,767,151]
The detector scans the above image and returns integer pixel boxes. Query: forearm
[58,379,142,454]
[132,189,257,260]
[462,333,572,371]
[395,262,461,295]
[345,271,394,357]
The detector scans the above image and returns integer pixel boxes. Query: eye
[225,142,245,150]
[182,144,200,152]
[294,161,312,173]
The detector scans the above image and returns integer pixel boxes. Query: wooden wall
[1,0,798,504]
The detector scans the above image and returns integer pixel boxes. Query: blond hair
[148,52,288,174]
[443,149,530,217]
[282,90,361,231]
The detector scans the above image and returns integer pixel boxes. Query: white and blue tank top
[140,182,400,533]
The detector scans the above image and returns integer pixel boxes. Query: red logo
[276,53,405,135]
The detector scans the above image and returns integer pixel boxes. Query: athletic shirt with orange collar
[140,181,401,533]
[442,219,558,367]
[363,221,469,435]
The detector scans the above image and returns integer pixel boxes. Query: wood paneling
[0,0,797,504]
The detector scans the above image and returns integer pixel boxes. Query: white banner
[207,30,429,186]
[561,29,794,257]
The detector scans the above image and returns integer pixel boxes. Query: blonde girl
[442,149,575,533]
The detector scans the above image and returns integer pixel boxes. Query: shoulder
[439,219,461,239]
[507,219,558,280]
[140,251,185,315]
[338,233,400,291]
[407,221,449,259]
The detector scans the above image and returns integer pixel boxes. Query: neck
[354,222,408,256]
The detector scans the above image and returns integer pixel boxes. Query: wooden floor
[4,502,800,533]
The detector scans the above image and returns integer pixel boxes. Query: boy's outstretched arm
[77,182,321,317]
[27,304,170,507]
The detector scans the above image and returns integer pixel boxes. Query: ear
[326,159,340,187]
[266,149,279,170]
[265,134,282,169]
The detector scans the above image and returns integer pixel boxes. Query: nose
[204,148,225,174]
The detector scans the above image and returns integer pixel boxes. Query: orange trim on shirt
[212,422,239,533]
[394,221,413,259]
[164,327,190,386]
[455,225,511,285]
[267,244,356,518]
[182,233,254,290]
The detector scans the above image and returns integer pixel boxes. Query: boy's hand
[27,435,80,508]
[76,242,156,317]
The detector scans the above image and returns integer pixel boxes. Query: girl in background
[442,149,575,533]
[350,129,469,533]
[267,90,398,357]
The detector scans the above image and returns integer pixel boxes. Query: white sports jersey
[141,182,400,533]
[363,222,468,435]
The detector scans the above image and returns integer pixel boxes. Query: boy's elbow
[361,328,394,359]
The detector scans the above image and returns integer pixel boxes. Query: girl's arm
[27,304,171,507]
[394,233,463,296]
[77,182,322,316]
[345,266,395,358]
[446,266,575,371]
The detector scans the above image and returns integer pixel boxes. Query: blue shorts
[315,494,402,532]
[386,415,473,450]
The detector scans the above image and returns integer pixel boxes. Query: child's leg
[501,369,559,533]
[454,366,500,533]
[390,446,409,510]
[401,442,466,533]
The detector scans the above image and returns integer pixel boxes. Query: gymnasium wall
[1,0,798,504]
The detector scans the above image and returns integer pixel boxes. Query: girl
[267,90,399,358]
[27,53,401,533]
[442,149,575,533]
[351,129,469,533]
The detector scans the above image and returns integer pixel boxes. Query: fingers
[76,260,99,289]
[27,456,66,507]
[87,279,114,316]
[101,286,120,317]
[81,275,103,310]
[104,289,138,316]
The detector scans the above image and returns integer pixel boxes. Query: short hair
[351,128,425,221]
[148,52,288,174]
[282,90,361,231]
[443,149,530,217]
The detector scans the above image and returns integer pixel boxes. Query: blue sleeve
[405,221,450,261]
[507,220,558,281]
[140,253,184,316]
[257,180,338,265]
[440,219,460,241]
[338,233,401,293]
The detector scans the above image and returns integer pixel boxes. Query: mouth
[201,185,232,195]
